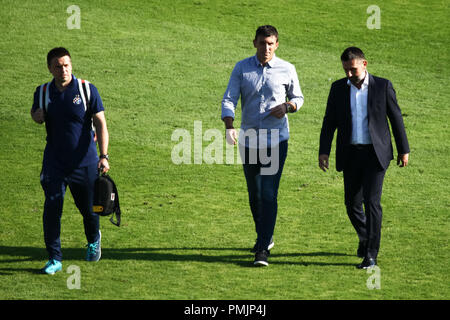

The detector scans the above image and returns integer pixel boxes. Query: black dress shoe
[357,241,367,258]
[357,257,377,269]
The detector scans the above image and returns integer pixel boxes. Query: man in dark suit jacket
[318,47,410,269]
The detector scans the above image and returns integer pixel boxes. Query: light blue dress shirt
[347,72,372,145]
[221,55,304,148]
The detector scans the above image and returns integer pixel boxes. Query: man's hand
[98,158,110,174]
[397,153,409,167]
[319,154,329,172]
[226,128,238,145]
[31,108,45,124]
[270,103,288,119]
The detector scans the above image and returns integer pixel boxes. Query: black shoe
[251,237,274,253]
[357,257,377,269]
[357,240,367,258]
[254,250,270,266]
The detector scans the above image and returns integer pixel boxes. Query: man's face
[48,55,72,84]
[253,35,279,65]
[342,58,367,85]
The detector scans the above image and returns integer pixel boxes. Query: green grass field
[0,0,449,300]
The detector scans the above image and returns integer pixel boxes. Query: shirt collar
[254,54,277,67]
[69,74,76,87]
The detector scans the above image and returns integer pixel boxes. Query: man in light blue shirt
[221,25,304,266]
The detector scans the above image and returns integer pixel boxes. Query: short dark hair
[341,47,366,62]
[255,25,278,41]
[47,47,71,66]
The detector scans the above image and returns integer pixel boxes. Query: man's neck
[352,71,367,89]
[354,80,364,89]
[55,78,71,92]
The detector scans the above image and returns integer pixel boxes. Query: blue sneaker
[86,230,101,262]
[41,259,62,275]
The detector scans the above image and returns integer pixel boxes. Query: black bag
[93,172,121,227]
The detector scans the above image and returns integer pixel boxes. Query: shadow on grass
[0,245,357,274]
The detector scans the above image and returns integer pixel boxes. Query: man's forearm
[93,112,109,156]
[97,125,109,156]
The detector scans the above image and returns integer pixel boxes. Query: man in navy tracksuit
[30,47,110,274]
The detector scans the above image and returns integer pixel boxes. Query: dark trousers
[240,140,288,251]
[40,162,100,261]
[343,145,387,260]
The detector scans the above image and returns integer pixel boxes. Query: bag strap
[78,78,97,137]
[78,78,91,112]
[38,82,51,112]
[110,180,121,227]
[38,82,51,137]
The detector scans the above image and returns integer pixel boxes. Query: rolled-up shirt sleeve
[287,65,304,112]
[221,62,242,120]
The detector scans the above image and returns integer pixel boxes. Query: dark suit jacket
[319,73,410,172]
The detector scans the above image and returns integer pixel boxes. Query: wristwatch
[100,154,109,160]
